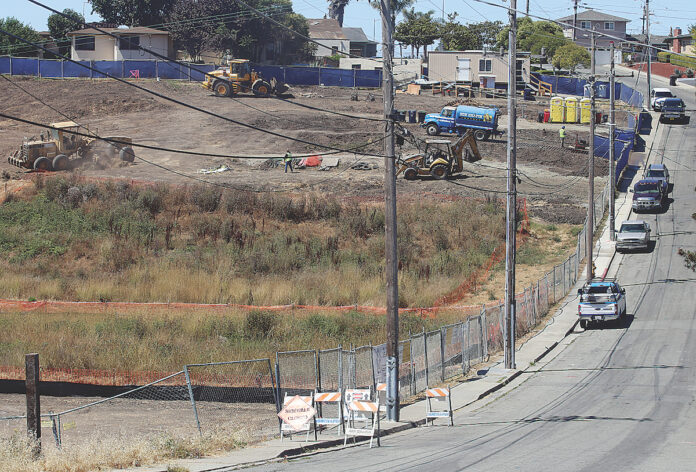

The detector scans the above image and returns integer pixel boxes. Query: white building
[307,19,349,58]
[67,26,173,61]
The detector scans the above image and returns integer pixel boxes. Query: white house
[67,26,173,61]
[307,19,349,58]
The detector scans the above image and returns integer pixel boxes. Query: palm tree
[328,0,415,29]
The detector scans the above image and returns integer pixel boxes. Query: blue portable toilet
[638,110,652,135]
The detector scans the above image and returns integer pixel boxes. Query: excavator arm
[452,130,482,165]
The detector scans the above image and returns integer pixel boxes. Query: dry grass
[1,428,247,472]
[0,307,459,371]
[0,176,506,307]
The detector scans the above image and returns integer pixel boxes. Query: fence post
[314,350,319,392]
[461,321,467,375]
[316,349,322,392]
[155,60,159,80]
[37,58,40,78]
[338,344,343,391]
[440,327,445,382]
[423,329,429,388]
[318,67,321,86]
[553,265,557,303]
[9,55,12,75]
[183,365,202,435]
[268,358,280,418]
[60,59,64,79]
[25,353,40,454]
[481,308,488,360]
[274,355,283,432]
[353,67,356,87]
[90,60,93,79]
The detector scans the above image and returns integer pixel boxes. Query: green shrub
[670,54,696,69]
[189,186,221,212]
[657,51,671,63]
[244,310,277,339]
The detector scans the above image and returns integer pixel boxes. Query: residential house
[557,11,629,48]
[37,31,60,58]
[427,50,531,89]
[67,27,173,61]
[623,33,669,61]
[342,27,377,57]
[307,19,349,58]
[665,27,695,55]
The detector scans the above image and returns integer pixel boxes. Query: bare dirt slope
[0,77,608,223]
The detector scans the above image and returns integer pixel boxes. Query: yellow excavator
[395,129,482,180]
[201,58,288,97]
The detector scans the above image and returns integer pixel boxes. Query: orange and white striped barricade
[344,399,381,448]
[279,393,317,441]
[314,390,343,435]
[425,386,453,426]
[343,388,372,422]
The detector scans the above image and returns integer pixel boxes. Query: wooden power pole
[504,0,517,370]
[381,0,399,422]
[25,353,41,454]
[587,31,596,282]
[609,41,616,241]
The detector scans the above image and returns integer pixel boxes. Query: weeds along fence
[1,183,610,447]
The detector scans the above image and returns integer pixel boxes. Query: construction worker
[284,150,293,173]
[560,126,566,148]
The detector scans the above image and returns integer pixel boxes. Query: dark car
[631,179,665,211]
[660,98,687,123]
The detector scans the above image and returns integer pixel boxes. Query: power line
[0,26,390,158]
[22,0,388,124]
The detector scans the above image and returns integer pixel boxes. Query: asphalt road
[249,78,696,471]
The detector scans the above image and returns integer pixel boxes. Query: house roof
[627,33,669,44]
[67,26,169,36]
[342,27,376,44]
[557,10,629,23]
[307,19,347,40]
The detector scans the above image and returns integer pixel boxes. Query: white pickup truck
[577,279,627,329]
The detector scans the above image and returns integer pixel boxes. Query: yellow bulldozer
[201,58,288,97]
[396,129,482,180]
[7,121,134,171]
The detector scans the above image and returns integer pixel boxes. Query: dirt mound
[1,76,169,124]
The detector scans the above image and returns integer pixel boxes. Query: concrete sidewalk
[115,121,664,472]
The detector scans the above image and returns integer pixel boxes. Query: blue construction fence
[594,128,635,185]
[534,74,644,109]
[0,56,383,88]
[255,65,382,88]
[0,56,216,81]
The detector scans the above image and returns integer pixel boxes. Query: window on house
[331,46,338,55]
[119,35,140,50]
[74,36,95,51]
[604,22,615,30]
[580,21,591,29]
[352,64,361,70]
[479,59,492,72]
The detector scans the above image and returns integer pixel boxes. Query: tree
[439,13,478,51]
[467,20,503,48]
[167,0,315,64]
[0,17,42,57]
[690,24,696,41]
[552,42,590,73]
[498,18,567,58]
[47,9,85,56]
[394,9,440,58]
[87,0,176,27]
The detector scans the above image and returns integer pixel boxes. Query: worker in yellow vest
[560,126,566,148]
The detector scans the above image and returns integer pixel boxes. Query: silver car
[616,220,651,252]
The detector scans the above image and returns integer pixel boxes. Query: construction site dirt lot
[0,76,610,224]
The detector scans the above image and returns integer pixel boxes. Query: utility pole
[526,0,529,17]
[573,0,578,42]
[587,31,596,282]
[504,0,517,370]
[645,0,652,100]
[609,41,616,241]
[381,0,399,422]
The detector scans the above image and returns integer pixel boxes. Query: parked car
[645,163,670,193]
[650,87,675,111]
[631,179,666,211]
[660,97,687,123]
[616,220,651,252]
[577,278,627,329]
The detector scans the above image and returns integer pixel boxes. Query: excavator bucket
[271,77,289,95]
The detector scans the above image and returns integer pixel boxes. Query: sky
[5,0,696,45]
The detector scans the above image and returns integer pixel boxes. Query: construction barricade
[279,393,317,441]
[425,387,453,426]
[314,390,343,435]
[344,398,381,448]
[375,383,386,413]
